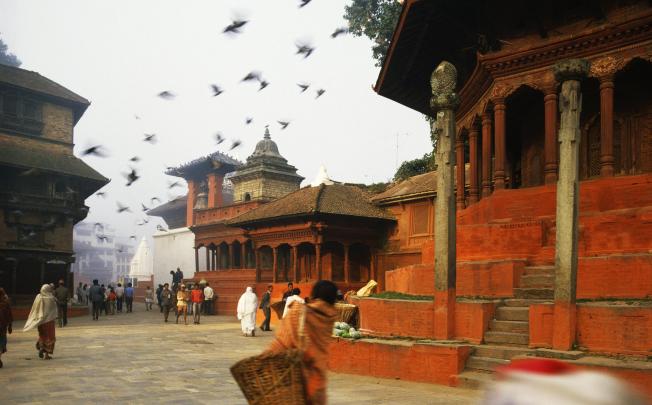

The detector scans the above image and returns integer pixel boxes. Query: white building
[72,222,135,284]
[128,237,154,282]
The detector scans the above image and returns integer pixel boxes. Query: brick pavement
[0,304,480,404]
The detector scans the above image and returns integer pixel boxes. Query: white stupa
[128,237,154,282]
[310,165,335,187]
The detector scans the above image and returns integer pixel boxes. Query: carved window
[410,203,430,235]
[0,89,44,135]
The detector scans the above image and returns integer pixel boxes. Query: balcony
[193,200,264,226]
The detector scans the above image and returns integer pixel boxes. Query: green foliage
[370,291,433,301]
[343,0,403,66]
[393,152,435,182]
[0,37,21,67]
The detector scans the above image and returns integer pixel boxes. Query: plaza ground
[0,303,480,404]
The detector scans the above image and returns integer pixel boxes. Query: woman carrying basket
[266,280,338,405]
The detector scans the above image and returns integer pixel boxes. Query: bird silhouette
[230,140,242,150]
[223,19,248,34]
[168,181,182,189]
[129,156,140,162]
[97,234,109,243]
[297,83,310,93]
[134,114,141,120]
[125,168,139,186]
[141,203,149,212]
[150,197,161,205]
[258,80,269,91]
[278,121,290,130]
[296,43,315,58]
[241,71,261,82]
[95,191,107,198]
[211,84,224,96]
[157,91,175,100]
[215,132,225,145]
[136,218,149,226]
[143,133,157,143]
[331,27,348,38]
[316,89,326,99]
[116,202,131,213]
[299,0,312,8]
[81,145,107,157]
[130,235,137,240]
[245,117,253,125]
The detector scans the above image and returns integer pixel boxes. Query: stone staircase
[458,265,555,388]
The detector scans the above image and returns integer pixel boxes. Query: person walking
[175,268,184,287]
[190,284,203,324]
[54,279,69,327]
[282,282,294,304]
[160,284,173,323]
[203,282,214,315]
[175,284,189,325]
[259,284,272,332]
[76,282,83,304]
[107,288,117,315]
[114,283,124,313]
[89,280,103,320]
[0,288,13,368]
[266,280,338,405]
[156,284,163,313]
[237,286,258,337]
[145,286,154,311]
[100,284,108,316]
[24,284,59,360]
[125,283,134,313]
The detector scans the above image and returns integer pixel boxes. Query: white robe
[237,287,258,335]
[282,295,305,319]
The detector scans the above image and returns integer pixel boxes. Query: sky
[0,0,430,240]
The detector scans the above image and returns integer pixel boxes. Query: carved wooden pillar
[468,126,480,203]
[544,89,559,184]
[455,136,466,208]
[343,244,350,283]
[210,248,215,271]
[194,247,199,273]
[205,248,210,271]
[493,99,506,189]
[315,243,322,280]
[481,111,493,197]
[272,247,278,283]
[599,75,615,177]
[292,245,298,282]
[241,243,246,269]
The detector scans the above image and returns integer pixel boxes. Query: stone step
[523,265,555,276]
[466,356,510,372]
[514,288,554,299]
[503,299,551,307]
[495,306,529,322]
[473,344,534,360]
[489,320,529,334]
[456,370,494,390]
[484,331,530,345]
[520,274,555,288]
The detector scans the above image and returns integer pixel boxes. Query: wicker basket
[270,301,285,319]
[335,302,358,328]
[230,349,307,405]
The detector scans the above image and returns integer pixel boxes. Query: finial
[264,125,271,139]
[429,61,460,112]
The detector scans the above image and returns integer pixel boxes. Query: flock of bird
[79,1,349,246]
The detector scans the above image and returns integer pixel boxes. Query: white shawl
[23,284,58,332]
[237,287,258,333]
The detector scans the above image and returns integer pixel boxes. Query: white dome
[310,165,334,187]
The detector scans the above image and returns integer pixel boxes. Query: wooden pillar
[206,173,225,208]
[240,243,246,269]
[315,243,322,280]
[493,99,506,189]
[343,244,350,283]
[217,245,222,270]
[455,136,466,208]
[468,126,480,203]
[272,247,278,283]
[255,250,261,282]
[205,248,210,271]
[292,245,299,282]
[599,75,615,177]
[481,111,493,197]
[229,244,235,270]
[194,248,199,272]
[544,89,559,184]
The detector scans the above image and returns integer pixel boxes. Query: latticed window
[410,203,430,235]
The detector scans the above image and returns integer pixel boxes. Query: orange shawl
[266,299,336,405]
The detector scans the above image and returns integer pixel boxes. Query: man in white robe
[236,286,258,337]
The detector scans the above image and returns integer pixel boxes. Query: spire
[310,165,335,187]
[264,126,271,140]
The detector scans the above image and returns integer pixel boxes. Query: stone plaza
[0,305,480,404]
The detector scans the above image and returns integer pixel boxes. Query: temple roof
[147,194,187,217]
[371,171,436,205]
[165,151,242,179]
[0,64,90,122]
[227,183,395,226]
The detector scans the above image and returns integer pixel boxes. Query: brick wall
[356,297,434,338]
[41,102,74,144]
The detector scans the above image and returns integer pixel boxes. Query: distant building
[0,64,108,298]
[128,237,153,283]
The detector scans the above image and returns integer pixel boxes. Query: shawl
[23,284,58,332]
[236,287,258,320]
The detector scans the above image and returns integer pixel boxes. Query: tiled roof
[371,171,437,204]
[166,151,242,178]
[0,64,90,106]
[228,183,395,226]
[147,194,187,217]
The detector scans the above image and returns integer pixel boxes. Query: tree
[0,37,21,67]
[393,152,435,182]
[343,0,403,67]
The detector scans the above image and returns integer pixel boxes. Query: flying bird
[157,91,175,100]
[299,0,312,8]
[223,19,248,34]
[316,89,326,99]
[245,117,253,125]
[97,234,109,243]
[215,132,225,145]
[278,121,290,130]
[150,197,161,205]
[95,191,107,198]
[258,80,269,91]
[125,168,139,186]
[134,115,141,120]
[81,145,107,157]
[129,156,140,162]
[297,83,310,93]
[241,71,261,82]
[93,222,104,230]
[116,202,131,213]
[230,140,242,150]
[141,203,149,212]
[168,181,182,189]
[210,84,224,96]
[130,235,137,240]
[331,27,348,38]
[143,133,157,143]
[296,43,315,58]
[136,218,149,226]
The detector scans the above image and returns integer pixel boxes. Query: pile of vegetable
[332,321,362,339]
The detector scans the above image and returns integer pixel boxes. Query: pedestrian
[160,283,173,323]
[170,270,177,290]
[282,282,294,303]
[89,279,103,320]
[54,279,69,327]
[108,288,117,315]
[100,284,108,315]
[23,284,59,360]
[145,286,154,311]
[83,284,89,305]
[266,280,338,405]
[0,288,13,368]
[175,267,184,287]
[259,284,272,332]
[187,284,193,316]
[156,284,163,312]
[125,283,134,313]
[190,284,203,324]
[203,282,214,315]
[176,284,189,325]
[282,288,305,319]
[115,283,124,313]
[76,282,83,304]
[237,286,258,337]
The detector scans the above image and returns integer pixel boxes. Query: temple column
[343,244,350,283]
[468,126,480,203]
[493,98,506,189]
[315,243,322,280]
[194,248,199,272]
[552,59,589,351]
[205,248,210,271]
[229,244,235,270]
[272,247,278,283]
[481,112,493,197]
[292,246,299,282]
[599,75,615,176]
[430,61,459,340]
[544,89,559,183]
[240,243,245,269]
[455,136,466,208]
[206,173,225,208]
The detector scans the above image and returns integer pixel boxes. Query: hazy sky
[0,0,430,240]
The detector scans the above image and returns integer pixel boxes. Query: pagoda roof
[165,151,242,179]
[371,171,436,205]
[227,183,395,227]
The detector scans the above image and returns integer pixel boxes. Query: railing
[193,200,265,226]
